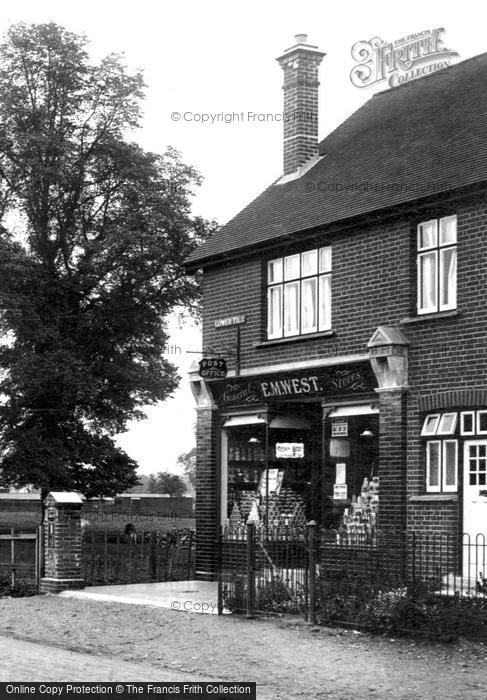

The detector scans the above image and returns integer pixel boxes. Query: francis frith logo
[350,28,459,89]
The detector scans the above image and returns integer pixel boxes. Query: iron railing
[81,529,195,585]
[218,524,487,621]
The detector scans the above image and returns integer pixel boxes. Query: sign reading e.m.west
[209,362,377,408]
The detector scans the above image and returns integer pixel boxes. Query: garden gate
[0,527,42,590]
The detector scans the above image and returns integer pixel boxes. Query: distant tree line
[129,471,187,496]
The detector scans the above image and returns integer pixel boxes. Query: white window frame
[477,410,487,436]
[421,414,441,436]
[417,214,457,315]
[267,246,332,339]
[425,440,458,493]
[426,440,442,493]
[460,411,476,436]
[437,412,458,435]
[422,412,459,437]
[442,440,458,492]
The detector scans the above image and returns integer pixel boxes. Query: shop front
[208,362,380,538]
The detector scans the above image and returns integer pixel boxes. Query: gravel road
[1,595,487,699]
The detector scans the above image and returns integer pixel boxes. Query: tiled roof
[186,53,487,267]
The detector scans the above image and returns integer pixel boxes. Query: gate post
[246,522,256,619]
[217,528,223,615]
[307,520,317,625]
[39,492,85,593]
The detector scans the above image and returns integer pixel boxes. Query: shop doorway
[463,440,487,580]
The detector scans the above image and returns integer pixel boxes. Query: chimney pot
[276,35,326,176]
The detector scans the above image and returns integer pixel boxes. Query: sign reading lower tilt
[209,362,377,408]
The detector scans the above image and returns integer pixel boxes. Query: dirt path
[1,595,487,699]
[0,636,207,683]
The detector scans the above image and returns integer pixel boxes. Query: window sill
[399,310,459,325]
[255,330,336,348]
[408,494,458,503]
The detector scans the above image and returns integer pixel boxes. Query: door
[463,441,487,580]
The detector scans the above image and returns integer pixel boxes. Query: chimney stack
[276,35,325,176]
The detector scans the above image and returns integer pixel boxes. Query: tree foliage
[128,471,187,495]
[154,471,187,497]
[176,447,196,489]
[0,23,213,497]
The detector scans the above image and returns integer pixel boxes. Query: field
[0,509,42,530]
[0,507,195,535]
[82,511,195,536]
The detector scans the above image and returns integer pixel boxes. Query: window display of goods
[227,487,307,530]
[337,477,379,543]
[228,441,266,462]
[239,491,260,520]
[260,488,307,528]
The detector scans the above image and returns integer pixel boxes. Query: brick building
[185,35,487,581]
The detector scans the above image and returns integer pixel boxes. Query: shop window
[426,440,458,492]
[267,246,331,339]
[325,413,379,544]
[417,214,457,315]
[224,414,317,532]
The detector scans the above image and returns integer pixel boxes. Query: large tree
[0,23,212,497]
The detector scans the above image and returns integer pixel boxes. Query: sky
[0,0,484,476]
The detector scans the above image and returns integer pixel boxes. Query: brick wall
[202,216,412,369]
[377,389,408,534]
[198,189,487,551]
[195,407,219,579]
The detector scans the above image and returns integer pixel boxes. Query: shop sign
[369,344,407,358]
[275,442,304,459]
[333,484,348,500]
[198,358,227,379]
[214,315,246,328]
[332,418,348,437]
[259,468,284,496]
[335,463,347,485]
[209,362,377,408]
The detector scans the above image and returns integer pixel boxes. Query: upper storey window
[267,247,332,339]
[417,215,457,315]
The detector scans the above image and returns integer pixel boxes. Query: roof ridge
[371,51,487,98]
[186,48,487,267]
[315,51,484,150]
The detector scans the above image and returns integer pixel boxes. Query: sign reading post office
[198,358,228,379]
